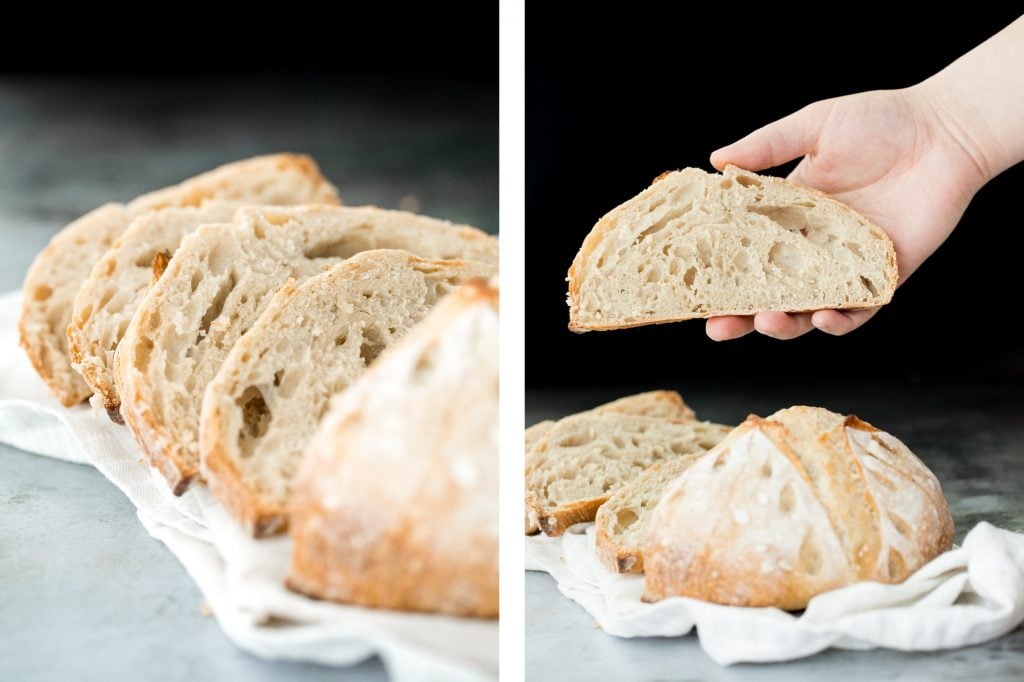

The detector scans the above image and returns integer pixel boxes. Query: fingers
[753,312,815,340]
[706,316,755,341]
[811,308,879,335]
[708,309,878,341]
[710,101,830,173]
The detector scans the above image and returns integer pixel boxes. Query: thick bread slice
[594,454,701,573]
[523,390,696,534]
[286,280,498,617]
[200,250,497,536]
[116,205,499,494]
[20,154,339,405]
[524,420,557,535]
[567,165,897,331]
[525,414,730,536]
[68,202,244,422]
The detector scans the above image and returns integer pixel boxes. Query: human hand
[705,86,992,341]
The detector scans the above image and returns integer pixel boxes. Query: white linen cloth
[0,290,496,682]
[526,518,1024,665]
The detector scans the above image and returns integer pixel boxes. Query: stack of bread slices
[20,154,499,617]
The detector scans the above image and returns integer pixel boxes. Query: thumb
[710,101,830,172]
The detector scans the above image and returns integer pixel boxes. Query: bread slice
[643,406,954,610]
[286,280,498,617]
[525,414,730,536]
[567,165,897,331]
[115,205,499,494]
[68,202,244,422]
[200,250,497,536]
[20,154,339,406]
[594,454,701,573]
[523,390,696,534]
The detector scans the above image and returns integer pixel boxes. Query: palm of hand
[789,90,980,281]
[707,88,984,340]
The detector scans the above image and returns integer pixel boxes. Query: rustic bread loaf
[594,454,702,574]
[568,165,897,331]
[115,205,499,494]
[525,414,730,536]
[286,280,498,617]
[20,154,339,405]
[68,202,242,421]
[643,406,955,610]
[200,250,496,536]
[523,390,697,534]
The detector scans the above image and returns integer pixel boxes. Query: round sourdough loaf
[643,406,954,610]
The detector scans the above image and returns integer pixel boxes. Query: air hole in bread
[359,325,385,366]
[98,288,115,309]
[614,508,639,533]
[860,276,878,297]
[612,435,626,449]
[198,273,237,339]
[798,532,822,575]
[190,271,202,293]
[304,227,377,259]
[682,267,697,288]
[134,336,154,373]
[845,242,864,259]
[334,332,348,346]
[637,204,689,242]
[779,482,795,513]
[720,179,733,189]
[749,205,810,235]
[887,548,906,580]
[670,441,692,455]
[273,370,284,387]
[237,385,272,457]
[888,512,909,536]
[32,285,52,301]
[768,242,803,276]
[735,175,762,189]
[558,433,593,448]
[79,304,94,322]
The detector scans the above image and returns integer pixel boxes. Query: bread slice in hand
[525,413,730,536]
[567,165,897,331]
[594,454,701,573]
[523,390,696,534]
[115,205,499,494]
[68,202,246,422]
[287,280,498,617]
[20,154,339,406]
[200,250,497,536]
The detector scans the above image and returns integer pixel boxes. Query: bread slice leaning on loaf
[68,202,246,422]
[594,454,702,574]
[523,390,697,534]
[643,406,955,610]
[567,165,897,331]
[200,249,497,536]
[525,413,730,536]
[21,154,339,406]
[287,279,498,617]
[116,205,499,495]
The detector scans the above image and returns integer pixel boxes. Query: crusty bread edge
[526,495,607,537]
[567,166,899,331]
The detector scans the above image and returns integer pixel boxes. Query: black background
[527,7,1024,388]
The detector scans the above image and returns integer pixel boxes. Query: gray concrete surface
[0,76,495,681]
[526,383,1024,681]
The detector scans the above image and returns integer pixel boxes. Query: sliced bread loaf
[115,205,499,494]
[200,250,497,536]
[594,454,702,573]
[523,390,696,534]
[68,202,242,421]
[286,280,498,617]
[525,414,730,536]
[20,154,339,405]
[567,165,897,331]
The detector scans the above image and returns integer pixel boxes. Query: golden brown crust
[528,496,607,537]
[595,523,644,574]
